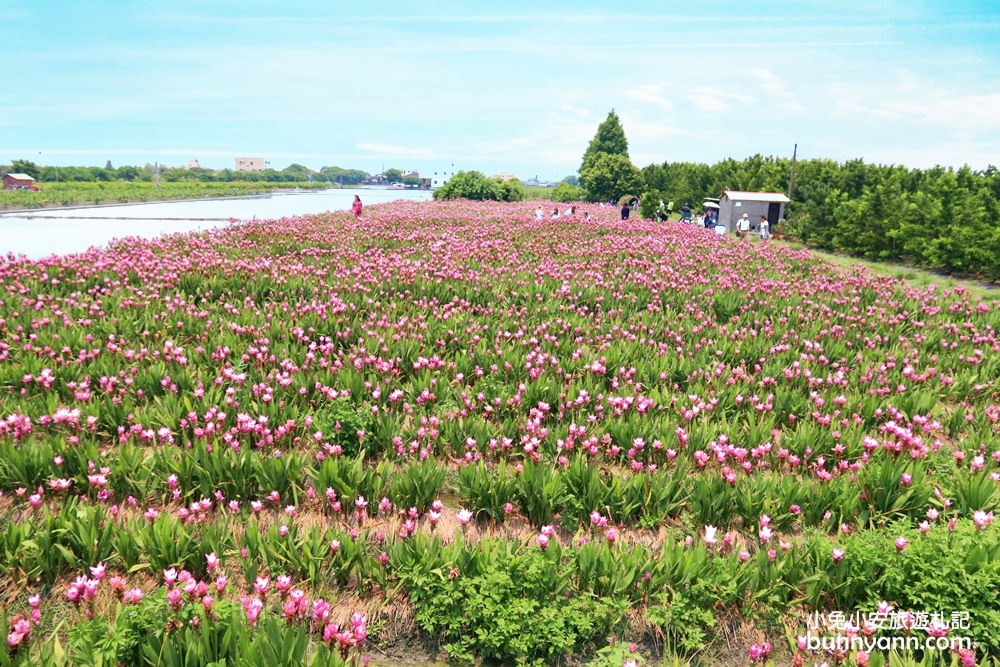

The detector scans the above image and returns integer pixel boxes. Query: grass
[778,240,999,300]
[522,185,558,200]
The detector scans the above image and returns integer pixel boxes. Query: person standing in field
[535,204,544,220]
[759,216,770,240]
[737,213,751,239]
[352,195,363,219]
[621,202,630,220]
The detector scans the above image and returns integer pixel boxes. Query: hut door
[767,203,781,224]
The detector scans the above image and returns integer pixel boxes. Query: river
[0,187,432,260]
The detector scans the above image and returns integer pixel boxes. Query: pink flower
[122,588,144,605]
[456,508,473,525]
[167,588,184,608]
[832,548,845,563]
[973,510,994,530]
[926,619,949,638]
[748,642,771,662]
[205,552,218,572]
[703,525,718,547]
[895,535,908,552]
[254,576,270,594]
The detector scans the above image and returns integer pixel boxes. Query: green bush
[551,182,583,202]
[433,171,523,201]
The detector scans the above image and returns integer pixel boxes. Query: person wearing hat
[737,213,751,239]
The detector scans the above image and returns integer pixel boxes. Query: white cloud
[686,85,756,113]
[355,143,436,158]
[745,68,795,99]
[626,84,674,110]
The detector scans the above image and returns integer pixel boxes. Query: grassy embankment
[0,181,330,211]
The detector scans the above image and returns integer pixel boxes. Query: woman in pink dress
[352,195,363,218]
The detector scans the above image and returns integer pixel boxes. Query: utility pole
[787,143,797,200]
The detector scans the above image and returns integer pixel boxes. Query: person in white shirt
[737,214,751,239]
[759,216,770,240]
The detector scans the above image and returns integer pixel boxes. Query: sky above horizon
[3,1,999,181]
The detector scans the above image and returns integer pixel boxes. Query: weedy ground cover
[1,200,999,666]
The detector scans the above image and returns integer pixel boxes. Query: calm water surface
[0,188,432,260]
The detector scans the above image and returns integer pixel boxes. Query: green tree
[433,170,507,201]
[561,175,580,187]
[113,165,138,181]
[551,182,583,202]
[9,159,41,179]
[321,167,368,185]
[580,110,629,175]
[281,163,314,182]
[580,153,642,204]
[384,168,403,184]
[498,178,525,202]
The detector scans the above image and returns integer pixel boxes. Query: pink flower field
[1,199,999,666]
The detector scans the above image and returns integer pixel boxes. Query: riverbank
[0,181,338,212]
[0,187,433,259]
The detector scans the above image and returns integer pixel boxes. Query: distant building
[235,157,265,172]
[187,160,201,169]
[493,172,517,182]
[717,190,790,233]
[2,173,36,190]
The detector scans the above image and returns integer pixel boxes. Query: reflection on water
[0,188,432,260]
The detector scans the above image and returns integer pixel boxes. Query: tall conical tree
[580,110,630,175]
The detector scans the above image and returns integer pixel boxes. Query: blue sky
[3,1,998,180]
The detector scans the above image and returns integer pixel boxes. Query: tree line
[641,156,1000,279]
[2,159,377,186]
[578,111,1000,280]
